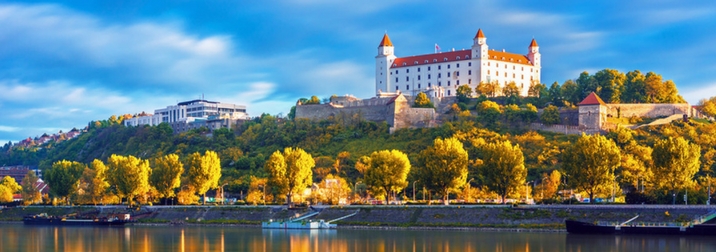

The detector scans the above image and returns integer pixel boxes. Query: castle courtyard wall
[606,103,692,118]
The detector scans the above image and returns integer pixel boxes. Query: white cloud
[0,126,20,132]
[681,82,716,104]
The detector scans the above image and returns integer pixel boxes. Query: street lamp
[412,180,419,202]
[524,181,533,204]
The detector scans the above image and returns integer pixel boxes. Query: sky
[1,0,715,143]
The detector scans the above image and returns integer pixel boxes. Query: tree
[45,160,85,204]
[562,134,621,203]
[527,81,545,97]
[480,140,527,204]
[21,171,42,205]
[536,170,561,202]
[622,70,647,103]
[317,174,352,205]
[698,96,716,118]
[477,100,502,128]
[151,154,184,200]
[651,137,701,200]
[477,81,501,97]
[364,150,411,204]
[265,147,314,206]
[413,92,434,108]
[107,154,151,206]
[81,159,110,205]
[540,105,560,125]
[416,137,469,205]
[305,96,321,105]
[594,69,626,103]
[503,81,521,98]
[186,151,222,205]
[547,82,562,106]
[0,176,21,203]
[560,79,580,106]
[456,85,473,103]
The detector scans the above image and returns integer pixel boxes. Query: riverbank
[2,205,714,230]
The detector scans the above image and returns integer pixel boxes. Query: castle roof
[390,49,532,69]
[578,92,606,106]
[474,29,485,39]
[378,34,393,47]
[529,38,538,47]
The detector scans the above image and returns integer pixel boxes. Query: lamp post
[525,181,533,204]
[412,180,419,202]
[611,175,620,203]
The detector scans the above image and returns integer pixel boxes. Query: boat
[566,211,716,235]
[23,213,132,226]
[262,209,358,229]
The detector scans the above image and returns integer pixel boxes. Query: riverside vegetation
[1,69,716,207]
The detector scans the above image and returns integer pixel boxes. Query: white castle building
[375,29,541,97]
[124,99,248,133]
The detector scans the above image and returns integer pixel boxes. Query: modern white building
[124,99,248,132]
[375,29,541,97]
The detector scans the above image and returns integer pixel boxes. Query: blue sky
[1,1,715,143]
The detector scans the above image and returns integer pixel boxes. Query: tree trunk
[443,188,449,205]
[287,193,293,207]
[203,193,206,205]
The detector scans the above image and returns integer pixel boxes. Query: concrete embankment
[2,205,714,230]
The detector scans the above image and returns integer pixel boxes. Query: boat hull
[566,220,716,236]
[262,220,335,229]
[23,218,129,226]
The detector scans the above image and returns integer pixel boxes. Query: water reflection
[3,224,716,252]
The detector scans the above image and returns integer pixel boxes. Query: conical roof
[378,34,393,47]
[474,29,485,39]
[578,92,606,106]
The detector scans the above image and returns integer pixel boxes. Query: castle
[375,29,541,97]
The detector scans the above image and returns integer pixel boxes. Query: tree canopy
[151,154,184,199]
[416,137,468,205]
[363,150,411,203]
[479,140,527,204]
[265,147,314,206]
[187,151,222,204]
[652,137,701,197]
[562,134,621,203]
[106,154,151,206]
[45,160,85,202]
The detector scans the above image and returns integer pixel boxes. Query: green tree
[562,134,621,203]
[416,137,468,205]
[107,155,151,206]
[560,79,580,106]
[651,137,701,201]
[477,100,502,128]
[527,81,545,97]
[305,96,321,105]
[413,92,434,108]
[265,147,314,206]
[0,176,22,203]
[364,150,411,204]
[480,140,527,204]
[594,69,626,103]
[45,160,85,204]
[187,151,222,205]
[540,105,560,125]
[547,81,562,106]
[622,70,647,103]
[151,154,184,200]
[21,171,42,205]
[503,81,521,98]
[456,85,473,103]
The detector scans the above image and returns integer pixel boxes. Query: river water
[2,223,716,252]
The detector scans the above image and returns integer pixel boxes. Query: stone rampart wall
[295,104,389,122]
[606,103,692,118]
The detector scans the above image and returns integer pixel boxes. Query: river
[2,224,716,251]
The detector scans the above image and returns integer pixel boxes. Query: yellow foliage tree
[562,134,621,203]
[416,137,469,205]
[187,151,222,205]
[21,171,42,205]
[364,150,411,204]
[652,137,701,198]
[0,176,21,203]
[107,154,151,206]
[151,154,184,199]
[265,147,314,206]
[45,160,85,204]
[480,140,527,204]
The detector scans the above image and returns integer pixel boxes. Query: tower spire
[474,28,485,39]
[378,33,393,47]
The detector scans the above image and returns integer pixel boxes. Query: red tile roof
[391,49,532,69]
[578,92,606,106]
[529,38,538,47]
[378,34,393,47]
[474,29,485,39]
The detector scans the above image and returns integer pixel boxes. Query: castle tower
[376,34,396,95]
[527,38,540,68]
[578,92,607,132]
[471,29,488,60]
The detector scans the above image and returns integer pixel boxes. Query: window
[513,66,516,70]
[504,72,507,77]
[396,77,399,83]
[418,67,421,72]
[513,73,516,78]
[456,56,461,60]
[428,74,431,79]
[428,66,431,71]
[488,62,491,66]
[428,83,431,87]
[438,73,442,78]
[469,79,472,84]
[468,62,472,67]
[406,76,409,81]
[396,70,399,74]
[424,60,428,63]
[521,75,524,80]
[444,57,448,61]
[456,80,460,85]
[505,64,507,69]
[418,75,421,80]
[396,86,399,90]
[403,63,407,66]
[447,80,451,86]
[414,61,418,65]
[418,84,421,89]
[433,59,437,63]
[447,64,451,69]
[488,70,490,74]
[439,81,442,86]
[496,71,499,76]
[456,71,460,76]
[448,90,451,96]
[438,65,441,70]
[406,85,409,90]
[468,70,472,75]
[406,69,409,73]
[457,63,460,68]
[447,72,451,77]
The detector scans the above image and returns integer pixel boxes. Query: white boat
[261,209,358,229]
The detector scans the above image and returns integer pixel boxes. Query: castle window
[456,56,461,60]
[457,80,460,85]
[406,69,409,73]
[457,63,460,68]
[496,63,499,67]
[393,64,397,67]
[418,67,421,72]
[438,65,442,70]
[396,86,399,90]
[466,55,470,59]
[428,74,431,79]
[406,85,409,90]
[505,64,507,69]
[439,81,442,86]
[424,60,428,63]
[469,79,472,84]
[447,81,451,86]
[469,62,472,66]
[396,77,399,83]
[406,76,409,81]
[504,72,507,77]
[448,90,451,96]
[428,66,431,71]
[447,64,451,69]
[521,75,524,80]
[468,70,472,75]
[444,57,448,61]
[456,71,460,76]
[488,62,491,66]
[396,70,399,74]
[488,70,490,74]
[418,75,421,80]
[522,67,524,71]
[438,73,442,78]
[414,61,418,65]
[513,73,515,78]
[447,72,451,77]
[501,57,505,60]
[513,66,516,70]
[496,71,498,76]
[418,84,421,89]
[433,59,437,63]
[428,83,431,87]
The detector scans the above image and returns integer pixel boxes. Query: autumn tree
[699,96,716,118]
[364,150,411,203]
[560,80,580,106]
[21,171,42,205]
[480,140,527,204]
[477,100,501,128]
[0,176,21,203]
[265,147,314,206]
[87,159,110,205]
[151,154,184,200]
[45,160,85,204]
[107,154,151,206]
[456,85,473,103]
[562,134,621,203]
[536,170,561,202]
[503,81,521,98]
[413,92,434,108]
[317,174,352,205]
[651,137,701,201]
[527,81,545,98]
[187,151,222,205]
[416,137,469,205]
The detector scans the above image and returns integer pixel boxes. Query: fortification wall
[606,103,692,118]
[391,100,436,130]
[295,104,389,122]
[579,105,606,130]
